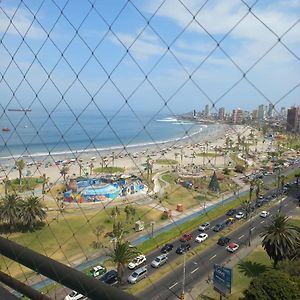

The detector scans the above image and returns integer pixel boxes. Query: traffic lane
[124,189,283,283]
[138,195,297,300]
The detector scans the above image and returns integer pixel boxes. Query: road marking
[209,254,217,260]
[193,261,198,265]
[169,282,178,289]
[238,234,244,240]
[251,227,255,231]
[284,204,288,207]
[191,267,199,274]
[261,220,265,223]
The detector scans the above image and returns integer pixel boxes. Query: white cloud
[0,7,46,39]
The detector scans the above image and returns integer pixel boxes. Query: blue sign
[213,264,232,296]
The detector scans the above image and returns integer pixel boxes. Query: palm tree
[261,214,300,267]
[124,205,131,223]
[255,179,263,198]
[107,240,140,282]
[249,179,255,202]
[3,176,10,196]
[20,196,46,229]
[41,173,49,196]
[92,225,105,249]
[15,160,25,186]
[89,162,94,175]
[60,165,69,182]
[111,206,121,225]
[0,194,22,231]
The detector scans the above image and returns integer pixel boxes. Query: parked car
[176,243,191,254]
[260,211,270,218]
[100,270,118,286]
[217,236,230,246]
[226,209,237,216]
[226,242,239,253]
[64,291,85,300]
[128,255,146,269]
[255,200,264,207]
[198,222,210,231]
[151,254,168,268]
[87,265,107,278]
[225,217,235,225]
[212,223,225,232]
[235,211,245,219]
[180,232,193,242]
[127,266,148,284]
[160,243,174,253]
[195,233,208,243]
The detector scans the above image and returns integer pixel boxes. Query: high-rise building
[232,108,243,124]
[286,106,299,132]
[258,104,265,122]
[252,109,258,120]
[204,104,210,117]
[268,103,274,118]
[218,107,225,120]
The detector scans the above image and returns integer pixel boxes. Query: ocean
[0,109,221,162]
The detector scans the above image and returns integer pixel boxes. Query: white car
[198,222,210,231]
[235,211,245,219]
[128,254,146,270]
[151,254,168,268]
[64,291,85,300]
[260,211,270,218]
[195,233,208,243]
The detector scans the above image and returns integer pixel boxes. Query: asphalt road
[137,186,300,300]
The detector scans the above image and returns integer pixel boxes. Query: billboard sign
[213,264,232,296]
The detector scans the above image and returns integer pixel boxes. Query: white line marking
[251,227,255,231]
[209,254,217,260]
[169,282,178,289]
[261,220,265,223]
[191,267,199,274]
[284,204,288,207]
[193,261,198,265]
[238,234,244,240]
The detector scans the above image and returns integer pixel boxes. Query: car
[100,270,118,286]
[212,223,225,232]
[226,209,237,216]
[87,265,107,278]
[198,222,210,231]
[260,211,270,218]
[160,243,174,253]
[180,232,193,242]
[225,217,235,225]
[151,254,168,268]
[176,243,191,254]
[235,211,245,219]
[64,291,85,300]
[127,266,148,284]
[226,242,239,253]
[195,233,208,243]
[217,236,230,246]
[128,255,146,269]
[255,200,264,207]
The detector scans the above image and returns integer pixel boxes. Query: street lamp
[180,251,186,300]
[150,221,155,238]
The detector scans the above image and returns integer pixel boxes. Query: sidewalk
[185,236,262,300]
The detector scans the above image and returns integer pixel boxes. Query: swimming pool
[82,184,120,199]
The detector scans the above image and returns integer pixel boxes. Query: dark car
[160,243,174,253]
[176,243,191,254]
[212,223,225,232]
[217,237,230,246]
[255,200,264,208]
[100,270,118,285]
[226,209,237,216]
[180,232,193,242]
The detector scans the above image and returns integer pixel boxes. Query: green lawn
[155,159,178,165]
[93,166,125,174]
[6,177,41,193]
[5,205,162,279]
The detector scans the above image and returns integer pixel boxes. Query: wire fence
[0,0,299,299]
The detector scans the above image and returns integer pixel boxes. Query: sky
[0,0,300,116]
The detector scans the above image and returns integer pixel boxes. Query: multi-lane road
[137,187,299,300]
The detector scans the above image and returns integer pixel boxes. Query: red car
[180,232,193,242]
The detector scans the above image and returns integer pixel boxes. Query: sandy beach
[0,124,267,189]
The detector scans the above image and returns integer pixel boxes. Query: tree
[107,240,139,283]
[261,214,300,267]
[0,194,22,231]
[124,205,131,223]
[111,206,121,224]
[60,165,69,182]
[92,225,105,249]
[41,173,49,196]
[242,269,300,300]
[255,179,263,198]
[19,196,46,229]
[89,162,94,175]
[15,160,25,186]
[223,167,230,175]
[295,172,300,186]
[235,164,245,173]
[241,200,252,219]
[129,206,136,222]
[249,179,255,202]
